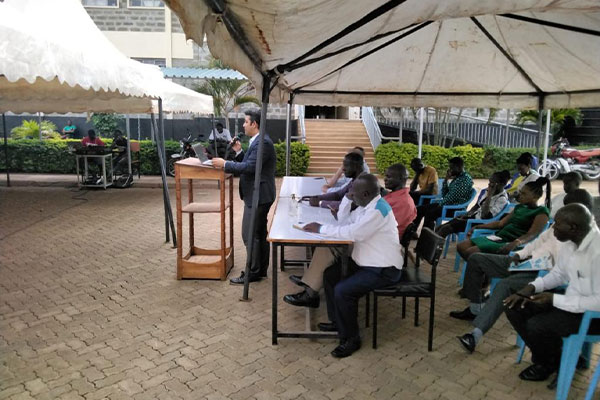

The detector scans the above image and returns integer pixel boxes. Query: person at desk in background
[211,110,276,284]
[61,119,77,139]
[454,189,594,352]
[507,152,540,202]
[111,129,128,174]
[409,158,439,205]
[284,163,415,309]
[321,147,370,193]
[504,204,600,384]
[550,171,581,218]
[300,174,403,358]
[81,129,105,147]
[412,157,473,232]
[302,152,364,211]
[435,170,510,238]
[208,122,232,158]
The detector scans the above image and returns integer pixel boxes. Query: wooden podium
[175,158,234,280]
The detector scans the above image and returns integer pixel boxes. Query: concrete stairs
[304,119,376,177]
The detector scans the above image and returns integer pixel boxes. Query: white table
[75,153,113,189]
[268,183,352,344]
[278,176,326,198]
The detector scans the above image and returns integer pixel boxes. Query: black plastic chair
[370,227,444,351]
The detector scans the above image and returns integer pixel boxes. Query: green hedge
[0,138,311,176]
[374,142,547,179]
[375,143,486,177]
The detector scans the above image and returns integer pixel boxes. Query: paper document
[486,234,504,242]
[509,255,553,272]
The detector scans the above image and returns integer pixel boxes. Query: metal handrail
[297,105,306,144]
[361,106,382,149]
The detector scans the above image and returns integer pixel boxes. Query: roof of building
[161,67,246,80]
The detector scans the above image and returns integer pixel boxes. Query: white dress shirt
[531,225,600,313]
[550,193,566,218]
[319,195,403,269]
[209,128,232,141]
[515,228,563,265]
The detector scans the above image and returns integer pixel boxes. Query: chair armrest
[418,194,439,206]
[464,218,493,232]
[454,211,467,218]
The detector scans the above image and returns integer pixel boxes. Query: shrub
[91,113,124,136]
[375,143,484,177]
[0,139,311,177]
[11,120,61,140]
[274,142,311,177]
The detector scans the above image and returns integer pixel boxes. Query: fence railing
[376,107,539,148]
[361,106,382,150]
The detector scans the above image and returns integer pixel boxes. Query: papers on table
[509,255,553,272]
[279,176,326,198]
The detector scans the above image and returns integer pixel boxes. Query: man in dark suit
[212,110,276,284]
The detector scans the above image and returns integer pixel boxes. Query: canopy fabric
[0,0,163,113]
[153,80,214,114]
[164,0,600,109]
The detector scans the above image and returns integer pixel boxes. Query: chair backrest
[415,228,444,267]
[130,141,140,152]
[400,222,417,248]
[436,178,444,194]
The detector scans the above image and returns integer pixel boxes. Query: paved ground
[1,178,598,400]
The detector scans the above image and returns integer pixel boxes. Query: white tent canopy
[164,0,600,109]
[153,80,214,114]
[0,0,167,113]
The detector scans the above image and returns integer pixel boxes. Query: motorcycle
[167,133,195,177]
[537,138,600,180]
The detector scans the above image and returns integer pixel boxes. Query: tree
[195,79,260,132]
[11,120,60,139]
[516,108,583,138]
[91,113,123,136]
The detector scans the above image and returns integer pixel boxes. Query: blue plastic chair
[556,311,600,400]
[417,178,445,206]
[433,187,477,228]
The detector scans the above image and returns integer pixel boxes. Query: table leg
[102,157,107,189]
[76,156,81,187]
[272,243,278,345]
[84,157,88,180]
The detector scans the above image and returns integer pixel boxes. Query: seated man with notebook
[299,174,403,358]
[504,203,600,383]
[453,189,594,354]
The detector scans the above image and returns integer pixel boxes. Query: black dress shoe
[229,272,262,285]
[289,274,304,286]
[283,290,320,308]
[518,364,555,381]
[547,375,558,390]
[457,288,467,298]
[457,333,476,353]
[317,322,337,332]
[331,337,361,358]
[449,307,476,321]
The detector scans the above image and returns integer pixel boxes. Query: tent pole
[504,109,510,148]
[151,112,169,243]
[285,93,294,176]
[536,103,543,160]
[38,112,43,140]
[242,74,272,301]
[210,114,218,158]
[542,110,551,177]
[399,107,403,144]
[126,115,132,175]
[159,102,177,247]
[418,107,424,158]
[3,114,10,187]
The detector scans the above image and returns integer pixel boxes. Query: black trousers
[241,201,273,276]
[435,218,469,238]
[323,259,402,340]
[505,302,600,369]
[414,203,444,230]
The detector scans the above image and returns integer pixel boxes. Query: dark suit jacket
[224,134,276,206]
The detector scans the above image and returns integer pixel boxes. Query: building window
[128,0,164,8]
[133,58,167,68]
[82,0,118,7]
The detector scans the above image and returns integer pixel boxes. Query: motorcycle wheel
[581,162,600,180]
[167,158,177,177]
[537,160,560,180]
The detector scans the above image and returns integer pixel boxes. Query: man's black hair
[356,173,379,195]
[87,129,95,137]
[449,157,464,169]
[216,122,224,128]
[353,146,365,153]
[516,152,533,166]
[387,163,409,180]
[564,189,593,212]
[344,152,363,165]
[563,171,583,186]
[245,109,261,128]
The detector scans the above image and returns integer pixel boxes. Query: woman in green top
[457,177,551,261]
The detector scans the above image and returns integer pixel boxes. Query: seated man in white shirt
[550,171,581,218]
[504,203,600,383]
[321,147,370,193]
[208,122,232,142]
[455,189,594,353]
[300,174,403,358]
